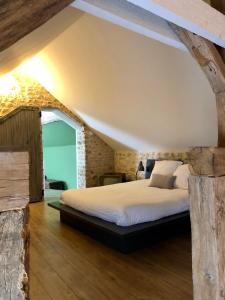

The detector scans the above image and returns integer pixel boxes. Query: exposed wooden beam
[0,0,74,54]
[189,171,225,300]
[216,92,225,146]
[72,0,186,50]
[189,147,225,176]
[170,19,225,300]
[0,151,29,299]
[0,6,83,76]
[169,25,225,94]
[170,24,225,147]
[211,0,225,12]
[211,0,225,62]
[188,148,225,300]
[126,0,225,48]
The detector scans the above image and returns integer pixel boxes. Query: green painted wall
[42,121,76,189]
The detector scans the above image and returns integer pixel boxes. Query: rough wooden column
[170,22,225,300]
[188,148,225,300]
[0,151,29,299]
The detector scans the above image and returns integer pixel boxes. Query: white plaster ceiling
[41,111,61,125]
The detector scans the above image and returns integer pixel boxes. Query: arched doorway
[41,108,84,202]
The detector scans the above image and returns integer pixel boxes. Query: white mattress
[60,179,189,227]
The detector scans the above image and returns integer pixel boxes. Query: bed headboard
[115,151,189,181]
[145,159,156,179]
[144,158,184,179]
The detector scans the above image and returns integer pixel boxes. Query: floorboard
[29,202,193,300]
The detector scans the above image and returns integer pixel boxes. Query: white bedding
[60,179,189,227]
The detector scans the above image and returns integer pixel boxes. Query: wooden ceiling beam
[211,0,225,62]
[72,0,186,51]
[126,0,225,48]
[170,24,225,94]
[0,0,74,54]
[210,0,225,12]
[171,23,225,147]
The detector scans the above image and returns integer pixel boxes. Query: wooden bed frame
[57,202,190,253]
[49,201,190,253]
[49,159,190,253]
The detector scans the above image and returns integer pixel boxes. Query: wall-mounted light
[136,161,144,179]
[0,73,20,96]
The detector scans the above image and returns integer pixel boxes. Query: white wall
[20,8,217,151]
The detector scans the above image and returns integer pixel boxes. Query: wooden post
[0,151,29,299]
[170,16,225,300]
[189,148,225,300]
[216,92,225,146]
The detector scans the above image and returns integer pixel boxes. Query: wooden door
[0,107,43,202]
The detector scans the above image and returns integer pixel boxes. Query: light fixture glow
[0,73,20,96]
[18,56,55,92]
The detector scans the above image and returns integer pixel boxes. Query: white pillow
[173,164,190,189]
[151,160,183,177]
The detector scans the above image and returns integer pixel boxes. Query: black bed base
[55,202,190,253]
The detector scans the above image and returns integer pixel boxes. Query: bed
[53,159,190,253]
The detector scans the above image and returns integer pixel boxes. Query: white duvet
[60,179,189,227]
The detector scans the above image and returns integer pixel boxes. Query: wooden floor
[29,202,193,300]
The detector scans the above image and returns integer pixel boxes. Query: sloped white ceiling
[17,8,216,151]
[41,111,61,124]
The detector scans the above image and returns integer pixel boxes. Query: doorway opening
[41,109,78,203]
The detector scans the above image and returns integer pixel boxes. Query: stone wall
[85,126,114,187]
[76,127,86,188]
[76,126,115,188]
[115,150,189,180]
[0,72,190,188]
[0,73,82,126]
[0,72,114,188]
